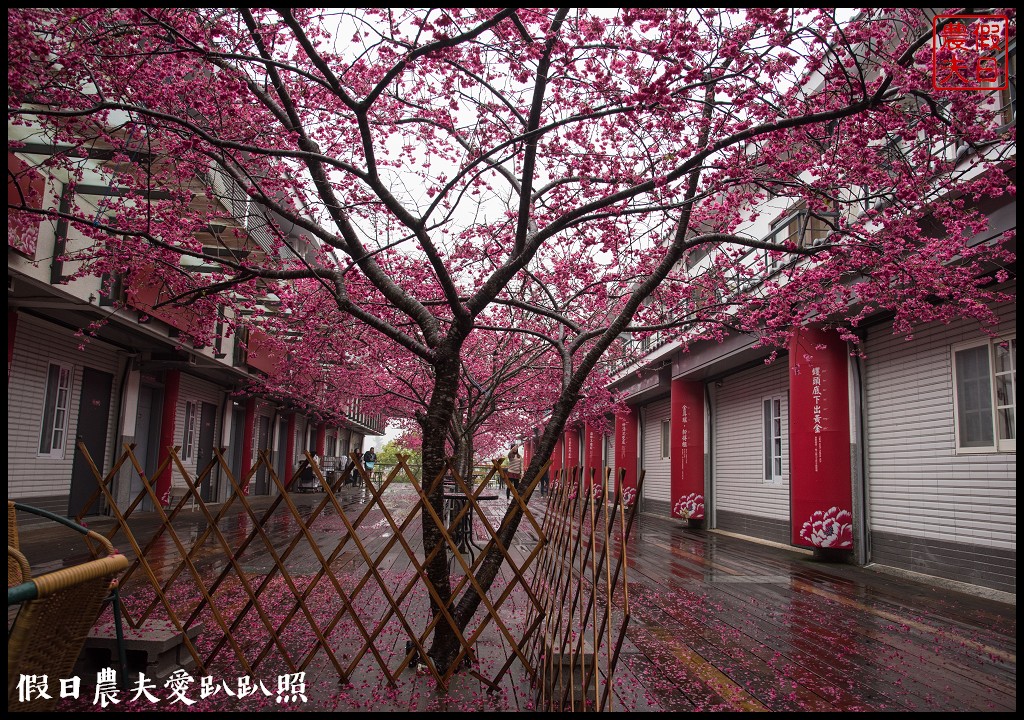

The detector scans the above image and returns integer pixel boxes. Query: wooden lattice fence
[72,441,640,709]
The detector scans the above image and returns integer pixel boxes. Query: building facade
[522,167,1016,595]
[8,143,382,524]
[587,202,1016,594]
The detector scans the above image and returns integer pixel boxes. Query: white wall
[641,396,672,503]
[864,300,1016,551]
[170,374,224,494]
[713,360,791,521]
[8,313,123,499]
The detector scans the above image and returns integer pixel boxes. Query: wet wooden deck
[612,513,1015,712]
[16,483,1015,712]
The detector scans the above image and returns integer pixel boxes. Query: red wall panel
[670,379,705,520]
[614,409,638,504]
[789,327,853,549]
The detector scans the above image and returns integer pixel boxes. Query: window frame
[766,213,799,273]
[762,395,786,484]
[952,336,1016,454]
[183,400,197,462]
[768,202,838,254]
[998,41,1016,128]
[660,419,670,460]
[37,361,73,459]
[799,203,839,248]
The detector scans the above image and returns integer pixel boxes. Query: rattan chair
[8,501,27,587]
[7,502,129,712]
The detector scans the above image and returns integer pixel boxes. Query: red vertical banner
[315,424,326,457]
[564,428,580,468]
[284,413,296,487]
[670,379,705,520]
[614,409,638,504]
[549,435,563,488]
[564,428,580,493]
[156,370,180,507]
[583,423,603,489]
[240,397,257,495]
[789,327,853,549]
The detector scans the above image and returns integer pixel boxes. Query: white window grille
[38,362,73,459]
[953,337,1016,453]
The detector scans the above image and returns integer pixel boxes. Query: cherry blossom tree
[8,8,1015,670]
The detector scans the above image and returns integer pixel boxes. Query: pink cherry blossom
[7,8,1014,663]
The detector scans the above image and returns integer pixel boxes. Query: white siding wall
[255,403,276,494]
[257,402,274,451]
[170,375,223,493]
[864,301,1016,550]
[8,314,123,499]
[641,396,672,503]
[713,360,791,521]
[604,431,614,472]
[296,418,310,459]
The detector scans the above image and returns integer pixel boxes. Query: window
[183,401,197,461]
[767,203,837,262]
[763,396,784,483]
[953,337,1016,453]
[879,134,910,178]
[660,419,670,459]
[684,245,711,271]
[38,362,72,458]
[233,326,249,367]
[998,42,1016,126]
[766,215,799,272]
[800,204,838,248]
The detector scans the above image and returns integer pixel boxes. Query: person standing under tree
[506,445,523,500]
[343,454,357,487]
[362,447,377,486]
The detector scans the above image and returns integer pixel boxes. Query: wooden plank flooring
[12,482,1014,712]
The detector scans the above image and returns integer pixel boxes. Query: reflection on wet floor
[13,482,1016,713]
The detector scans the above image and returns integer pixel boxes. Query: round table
[443,492,499,563]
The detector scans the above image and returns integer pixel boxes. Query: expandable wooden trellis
[524,466,642,711]
[72,441,639,707]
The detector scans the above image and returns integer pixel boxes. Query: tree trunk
[456,436,474,481]
[426,388,578,673]
[420,351,461,671]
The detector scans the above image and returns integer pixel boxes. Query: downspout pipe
[850,353,870,566]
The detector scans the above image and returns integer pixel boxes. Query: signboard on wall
[789,327,853,550]
[670,379,705,520]
[614,409,638,502]
[583,423,603,488]
[8,153,44,258]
